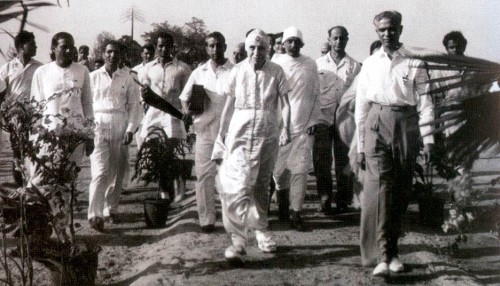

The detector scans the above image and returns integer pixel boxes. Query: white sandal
[257,238,277,253]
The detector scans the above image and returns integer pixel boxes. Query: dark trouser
[332,123,354,208]
[360,104,419,266]
[313,124,333,201]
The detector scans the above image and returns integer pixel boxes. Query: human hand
[122,131,133,145]
[279,128,291,146]
[307,125,316,135]
[423,143,433,164]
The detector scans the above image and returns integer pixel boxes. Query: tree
[117,35,142,67]
[92,31,115,60]
[141,17,209,69]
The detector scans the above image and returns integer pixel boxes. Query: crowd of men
[0,9,475,275]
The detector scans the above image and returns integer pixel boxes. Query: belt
[372,103,416,112]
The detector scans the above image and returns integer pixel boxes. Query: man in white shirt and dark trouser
[180,32,234,233]
[272,26,320,231]
[315,26,361,214]
[0,31,43,186]
[355,10,434,276]
[87,40,141,231]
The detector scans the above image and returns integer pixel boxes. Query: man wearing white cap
[212,29,291,265]
[315,26,361,214]
[272,26,320,231]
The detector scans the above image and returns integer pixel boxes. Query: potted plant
[133,127,193,227]
[0,97,100,285]
[414,161,446,229]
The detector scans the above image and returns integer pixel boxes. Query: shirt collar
[377,44,411,59]
[201,59,233,71]
[97,66,125,77]
[325,52,350,67]
[153,57,178,67]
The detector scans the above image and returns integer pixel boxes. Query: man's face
[375,18,402,51]
[206,37,226,62]
[274,37,284,54]
[142,48,154,63]
[283,37,302,58]
[247,41,267,67]
[53,37,75,67]
[446,39,465,56]
[233,45,247,63]
[157,37,174,60]
[328,28,348,53]
[22,38,37,58]
[78,49,88,60]
[103,44,121,67]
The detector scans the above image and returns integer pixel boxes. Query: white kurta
[179,59,234,226]
[212,59,290,240]
[271,54,320,212]
[88,67,141,219]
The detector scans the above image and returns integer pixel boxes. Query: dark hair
[101,40,123,53]
[205,31,226,45]
[156,33,174,46]
[328,26,349,38]
[274,32,283,40]
[143,43,155,53]
[78,45,89,53]
[50,32,74,61]
[442,31,467,49]
[370,40,382,55]
[14,31,35,50]
[373,10,402,26]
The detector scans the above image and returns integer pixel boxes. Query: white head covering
[245,29,269,50]
[282,26,304,45]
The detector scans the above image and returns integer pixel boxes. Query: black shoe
[277,190,290,222]
[108,213,122,224]
[201,224,215,233]
[290,211,310,232]
[89,217,104,232]
[318,198,333,214]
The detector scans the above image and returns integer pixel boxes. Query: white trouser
[88,112,128,219]
[194,128,217,226]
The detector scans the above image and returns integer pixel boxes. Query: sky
[1,0,499,66]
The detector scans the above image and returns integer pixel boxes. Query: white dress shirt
[139,58,191,139]
[90,67,141,133]
[316,53,361,125]
[179,59,234,138]
[0,57,43,105]
[355,46,434,152]
[31,62,94,130]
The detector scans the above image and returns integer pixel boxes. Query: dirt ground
[1,134,499,286]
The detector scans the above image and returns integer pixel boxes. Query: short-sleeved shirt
[316,53,361,125]
[0,57,43,105]
[179,59,234,136]
[90,67,141,133]
[140,58,191,139]
[31,62,94,130]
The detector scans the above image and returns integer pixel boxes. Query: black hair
[442,31,467,49]
[205,31,226,45]
[373,10,402,26]
[328,26,349,38]
[14,31,35,50]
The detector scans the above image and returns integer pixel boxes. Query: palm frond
[414,54,500,169]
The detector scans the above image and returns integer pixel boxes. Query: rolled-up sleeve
[415,63,434,144]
